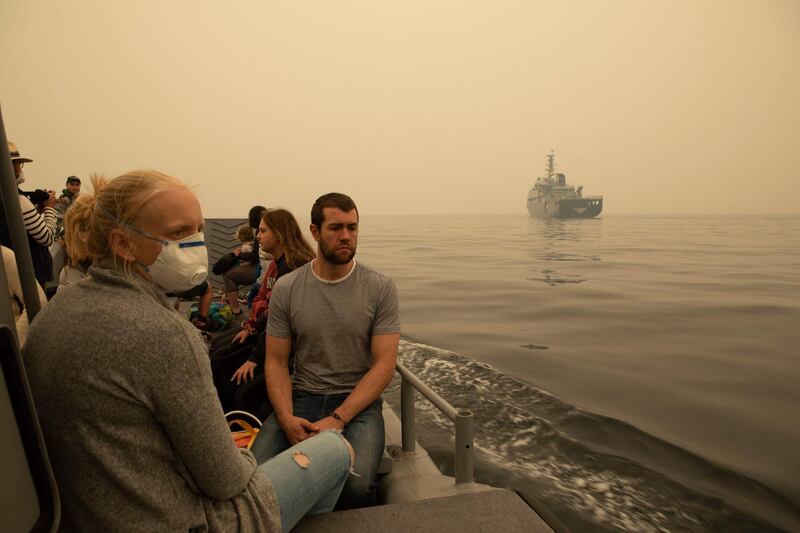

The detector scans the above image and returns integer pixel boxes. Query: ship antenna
[546,150,556,180]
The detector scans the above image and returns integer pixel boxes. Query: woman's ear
[108,228,137,262]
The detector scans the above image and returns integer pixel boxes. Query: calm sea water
[356,214,800,532]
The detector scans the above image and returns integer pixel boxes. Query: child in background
[235,225,255,265]
[231,225,258,310]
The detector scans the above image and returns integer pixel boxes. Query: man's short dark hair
[311,193,358,228]
[66,176,81,185]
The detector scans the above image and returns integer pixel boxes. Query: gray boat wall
[204,218,248,288]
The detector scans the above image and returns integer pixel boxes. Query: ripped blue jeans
[257,430,351,532]
[252,392,385,510]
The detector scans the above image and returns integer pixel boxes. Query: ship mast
[545,150,556,181]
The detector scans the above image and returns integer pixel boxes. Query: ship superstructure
[527,152,603,218]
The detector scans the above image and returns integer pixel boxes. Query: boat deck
[177,223,559,532]
[296,489,552,532]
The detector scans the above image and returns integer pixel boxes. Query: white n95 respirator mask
[146,232,209,293]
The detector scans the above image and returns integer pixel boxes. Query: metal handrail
[396,362,475,485]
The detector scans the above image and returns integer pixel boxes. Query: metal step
[294,489,553,533]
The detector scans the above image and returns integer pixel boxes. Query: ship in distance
[527,151,603,218]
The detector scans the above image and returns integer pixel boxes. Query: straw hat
[8,142,33,163]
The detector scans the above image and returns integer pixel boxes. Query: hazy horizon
[2,0,799,217]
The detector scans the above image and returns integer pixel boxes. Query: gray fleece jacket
[24,265,279,532]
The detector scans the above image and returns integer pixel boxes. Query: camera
[20,189,51,205]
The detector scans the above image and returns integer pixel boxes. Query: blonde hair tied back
[64,170,186,269]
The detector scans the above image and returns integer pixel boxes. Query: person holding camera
[50,175,82,284]
[5,142,57,286]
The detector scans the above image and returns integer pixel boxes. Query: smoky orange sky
[2,0,798,216]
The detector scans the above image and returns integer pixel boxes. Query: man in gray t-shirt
[251,193,400,510]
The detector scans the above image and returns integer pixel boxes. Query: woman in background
[213,208,315,414]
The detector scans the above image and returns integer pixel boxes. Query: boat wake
[386,340,800,532]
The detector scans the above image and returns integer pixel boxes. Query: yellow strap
[228,419,260,450]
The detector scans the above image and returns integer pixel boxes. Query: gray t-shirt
[267,260,401,394]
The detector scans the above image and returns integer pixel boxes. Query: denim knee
[313,430,353,472]
[258,430,352,531]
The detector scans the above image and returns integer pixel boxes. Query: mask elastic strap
[126,224,168,246]
[94,202,168,246]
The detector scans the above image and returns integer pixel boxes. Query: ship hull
[527,197,603,219]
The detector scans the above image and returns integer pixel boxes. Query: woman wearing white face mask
[23,171,354,532]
